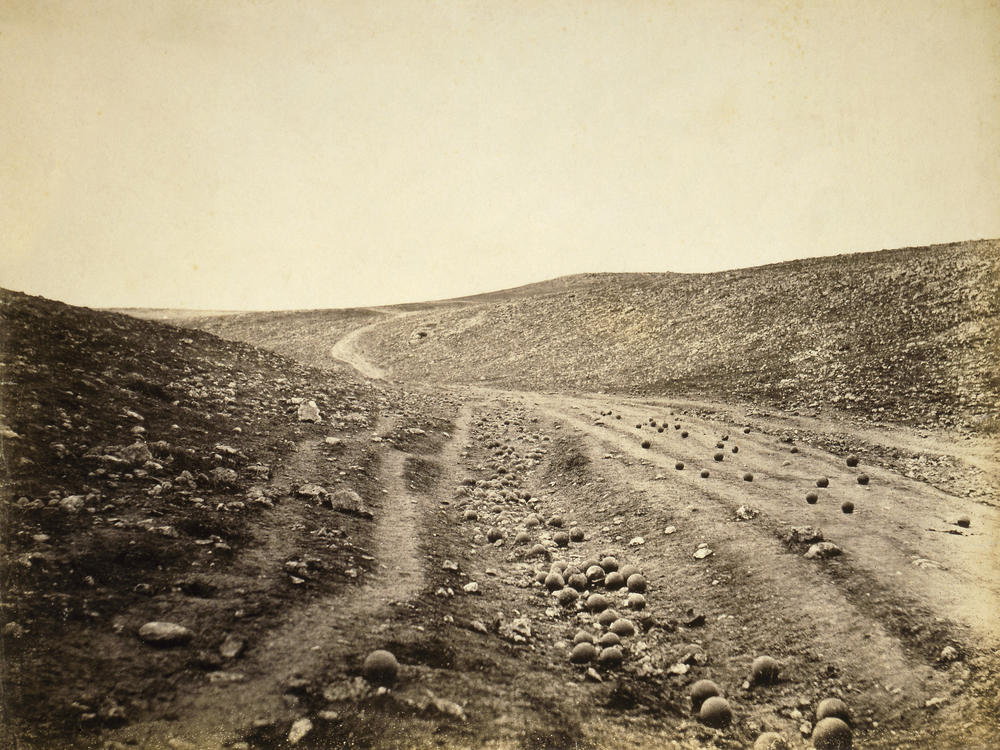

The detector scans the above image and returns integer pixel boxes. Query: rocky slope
[362,240,1000,432]
[0,289,454,747]
[171,307,389,374]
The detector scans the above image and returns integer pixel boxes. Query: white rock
[297,401,322,423]
[288,717,313,745]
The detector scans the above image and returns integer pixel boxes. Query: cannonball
[841,501,854,514]
[751,655,780,684]
[626,593,647,610]
[811,717,852,749]
[816,477,829,488]
[547,516,564,528]
[743,472,754,482]
[716,442,725,449]
[744,427,751,434]
[714,453,724,462]
[681,431,689,438]
[856,474,869,486]
[596,608,620,627]
[567,573,589,591]
[846,455,859,467]
[598,631,621,647]
[753,732,791,750]
[609,618,635,637]
[816,697,851,725]
[573,630,595,644]
[586,565,606,583]
[699,696,732,728]
[580,557,600,572]
[619,564,640,580]
[527,543,549,559]
[556,587,579,606]
[533,570,548,584]
[806,492,819,504]
[524,515,540,528]
[956,515,971,528]
[587,593,610,613]
[700,469,710,478]
[463,509,478,521]
[689,679,721,711]
[626,573,647,593]
[544,572,565,591]
[553,531,570,547]
[641,440,651,449]
[597,646,624,668]
[569,642,597,664]
[790,446,799,453]
[550,560,569,574]
[569,527,585,542]
[362,650,399,685]
[604,571,625,590]
[514,530,532,545]
[600,556,619,573]
[731,446,739,454]
[675,461,685,470]
[486,527,503,543]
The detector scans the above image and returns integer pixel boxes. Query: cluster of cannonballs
[535,554,649,670]
[804,455,870,515]
[638,413,874,520]
[692,662,854,748]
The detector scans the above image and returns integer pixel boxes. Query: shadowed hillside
[362,240,1000,431]
[0,289,451,747]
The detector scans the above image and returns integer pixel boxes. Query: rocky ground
[2,241,999,750]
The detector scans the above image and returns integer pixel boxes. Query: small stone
[138,622,193,647]
[219,634,245,659]
[287,717,313,745]
[804,542,843,559]
[297,401,322,423]
[754,732,791,750]
[463,582,480,594]
[938,645,960,663]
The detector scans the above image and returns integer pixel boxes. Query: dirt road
[312,334,1000,748]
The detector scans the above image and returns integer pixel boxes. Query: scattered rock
[785,526,824,545]
[138,622,193,647]
[287,717,313,745]
[804,542,843,559]
[330,488,374,519]
[219,634,245,659]
[297,401,322,423]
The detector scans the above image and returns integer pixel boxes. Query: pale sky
[3,0,999,310]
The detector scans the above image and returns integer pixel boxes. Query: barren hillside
[4,241,1000,750]
[361,240,1000,432]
